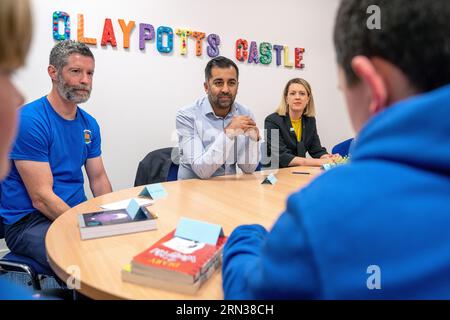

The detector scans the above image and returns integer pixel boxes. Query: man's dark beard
[212,93,234,109]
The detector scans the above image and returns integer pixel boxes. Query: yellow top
[291,118,302,142]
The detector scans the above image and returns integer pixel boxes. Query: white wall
[14,0,353,193]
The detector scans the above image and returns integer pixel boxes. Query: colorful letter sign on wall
[52,11,306,70]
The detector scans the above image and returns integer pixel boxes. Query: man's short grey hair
[49,40,94,71]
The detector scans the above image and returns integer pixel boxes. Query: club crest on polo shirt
[83,129,92,144]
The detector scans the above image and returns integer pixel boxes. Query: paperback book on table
[122,227,227,294]
[78,206,157,240]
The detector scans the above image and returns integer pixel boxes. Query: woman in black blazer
[265,78,339,168]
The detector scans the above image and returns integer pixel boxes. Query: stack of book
[122,230,227,294]
[78,206,157,240]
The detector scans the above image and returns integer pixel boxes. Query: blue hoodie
[222,84,450,299]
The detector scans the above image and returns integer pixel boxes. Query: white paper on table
[163,237,206,254]
[100,197,154,210]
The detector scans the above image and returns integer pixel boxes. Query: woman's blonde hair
[0,0,32,72]
[276,78,316,117]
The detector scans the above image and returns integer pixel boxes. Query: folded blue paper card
[262,173,277,185]
[126,198,148,220]
[174,217,224,245]
[139,183,168,200]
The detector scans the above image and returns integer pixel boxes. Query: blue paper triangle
[126,199,148,220]
[174,217,224,245]
[139,183,168,200]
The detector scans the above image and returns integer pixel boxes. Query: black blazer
[264,112,327,168]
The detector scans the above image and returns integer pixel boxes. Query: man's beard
[56,74,91,104]
[210,92,235,110]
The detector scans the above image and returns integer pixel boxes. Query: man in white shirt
[176,56,260,180]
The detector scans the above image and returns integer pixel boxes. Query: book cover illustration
[81,207,156,228]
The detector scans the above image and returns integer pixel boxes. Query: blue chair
[332,138,354,157]
[167,162,179,182]
[255,162,263,171]
[0,183,54,290]
[0,216,55,290]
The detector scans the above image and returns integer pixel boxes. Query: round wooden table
[46,167,321,299]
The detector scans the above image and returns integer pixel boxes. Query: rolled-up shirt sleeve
[236,134,260,173]
[236,110,260,173]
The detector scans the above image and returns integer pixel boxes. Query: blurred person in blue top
[176,56,260,180]
[222,0,450,299]
[0,40,112,272]
[0,0,31,181]
[0,0,42,299]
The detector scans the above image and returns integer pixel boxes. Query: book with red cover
[130,229,227,284]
